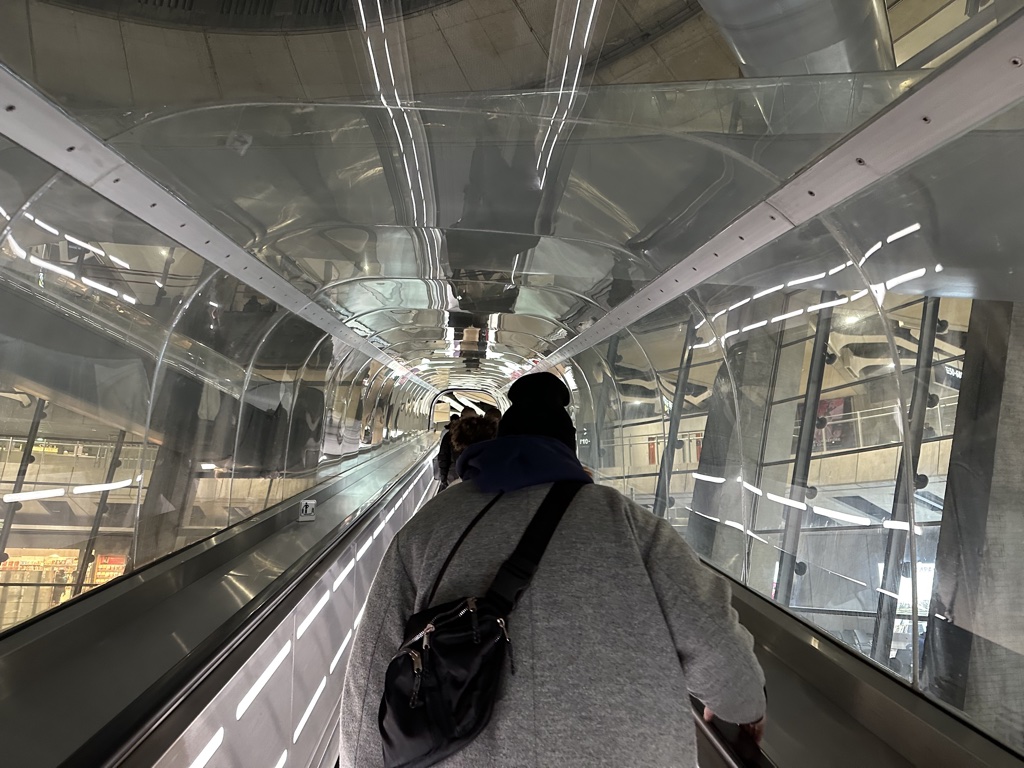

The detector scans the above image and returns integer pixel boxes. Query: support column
[72,430,126,596]
[775,293,837,606]
[653,322,697,519]
[0,398,47,561]
[871,298,939,671]
[922,299,1024,752]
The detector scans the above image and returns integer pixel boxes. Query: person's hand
[703,707,765,745]
[740,717,765,744]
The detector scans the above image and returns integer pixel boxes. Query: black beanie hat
[498,372,576,451]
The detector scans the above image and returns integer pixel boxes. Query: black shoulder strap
[426,492,503,607]
[486,480,585,614]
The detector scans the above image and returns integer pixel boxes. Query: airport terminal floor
[2,0,1024,765]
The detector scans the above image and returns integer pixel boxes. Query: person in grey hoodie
[341,372,766,767]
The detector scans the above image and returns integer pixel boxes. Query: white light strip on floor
[296,592,330,640]
[534,15,1024,371]
[273,750,288,768]
[293,676,328,743]
[236,641,292,720]
[331,630,354,674]
[356,538,373,560]
[187,727,224,768]
[333,559,355,591]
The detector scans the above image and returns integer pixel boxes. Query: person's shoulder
[580,482,649,514]
[579,482,667,534]
[400,483,493,539]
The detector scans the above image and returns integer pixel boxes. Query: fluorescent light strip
[296,591,330,640]
[6,235,27,258]
[886,223,921,243]
[188,728,224,768]
[711,309,728,321]
[721,329,739,341]
[82,277,118,297]
[689,507,720,523]
[693,473,726,484]
[29,255,74,279]
[877,588,901,600]
[330,630,354,674]
[849,289,869,302]
[200,462,217,471]
[384,509,396,524]
[808,296,849,312]
[742,482,763,496]
[812,506,870,526]
[356,538,373,560]
[72,477,133,495]
[728,297,751,311]
[771,309,804,323]
[747,530,769,544]
[122,294,136,304]
[65,233,103,256]
[766,492,806,511]
[0,205,7,219]
[236,641,292,720]
[752,284,784,300]
[828,569,868,587]
[882,520,923,534]
[885,268,927,290]
[934,613,948,622]
[741,320,768,333]
[828,262,851,276]
[724,520,744,532]
[33,218,59,236]
[273,750,288,768]
[354,603,366,628]
[372,519,387,539]
[3,487,65,503]
[691,341,716,350]
[333,559,355,591]
[108,254,130,269]
[293,675,328,743]
[859,241,882,266]
[787,272,826,287]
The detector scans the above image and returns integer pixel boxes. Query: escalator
[2,443,1016,767]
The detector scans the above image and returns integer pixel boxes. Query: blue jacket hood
[456,435,593,493]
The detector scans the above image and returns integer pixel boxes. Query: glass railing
[580,85,1024,756]
[0,141,434,635]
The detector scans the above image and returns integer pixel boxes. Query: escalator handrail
[690,697,777,768]
[77,451,436,768]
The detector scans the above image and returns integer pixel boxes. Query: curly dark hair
[450,414,498,455]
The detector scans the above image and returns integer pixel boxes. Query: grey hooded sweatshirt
[341,440,766,767]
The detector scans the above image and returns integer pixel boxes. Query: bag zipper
[405,649,424,707]
[497,618,515,674]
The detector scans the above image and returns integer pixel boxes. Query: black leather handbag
[378,480,585,768]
